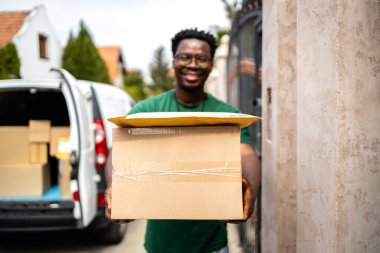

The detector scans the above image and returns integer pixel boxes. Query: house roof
[98,46,127,84]
[0,11,29,47]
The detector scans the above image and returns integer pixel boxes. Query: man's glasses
[175,54,211,68]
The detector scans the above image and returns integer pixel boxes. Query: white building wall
[13,5,61,79]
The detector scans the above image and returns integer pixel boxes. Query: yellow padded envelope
[108,112,261,128]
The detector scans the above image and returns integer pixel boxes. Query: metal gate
[226,1,262,252]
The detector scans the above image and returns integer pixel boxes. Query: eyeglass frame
[174,53,212,68]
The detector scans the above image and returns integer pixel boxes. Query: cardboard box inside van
[0,163,50,197]
[0,127,30,165]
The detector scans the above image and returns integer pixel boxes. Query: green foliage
[123,70,147,101]
[62,21,110,83]
[149,46,174,92]
[0,43,21,79]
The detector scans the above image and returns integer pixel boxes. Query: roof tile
[0,11,29,47]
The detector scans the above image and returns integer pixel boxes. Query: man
[105,28,261,253]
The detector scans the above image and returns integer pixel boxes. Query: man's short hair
[171,28,217,60]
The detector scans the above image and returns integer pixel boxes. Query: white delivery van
[0,69,134,244]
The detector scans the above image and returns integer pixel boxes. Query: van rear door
[57,69,98,227]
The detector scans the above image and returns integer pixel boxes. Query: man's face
[173,38,213,92]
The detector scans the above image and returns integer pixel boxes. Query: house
[0,5,61,79]
[97,46,127,87]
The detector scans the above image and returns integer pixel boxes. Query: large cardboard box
[0,127,30,165]
[50,127,70,156]
[0,163,50,197]
[111,125,243,220]
[29,120,51,143]
[110,112,260,220]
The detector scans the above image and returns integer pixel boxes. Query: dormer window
[39,34,48,59]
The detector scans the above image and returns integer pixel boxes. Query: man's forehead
[177,38,211,54]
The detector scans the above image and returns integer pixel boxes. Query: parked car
[0,68,134,244]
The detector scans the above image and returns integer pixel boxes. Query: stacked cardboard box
[0,123,50,197]
[29,120,50,164]
[0,121,71,198]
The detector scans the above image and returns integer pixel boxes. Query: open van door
[53,69,98,227]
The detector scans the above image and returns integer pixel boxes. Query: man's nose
[188,57,199,68]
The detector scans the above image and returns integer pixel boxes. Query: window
[38,34,48,59]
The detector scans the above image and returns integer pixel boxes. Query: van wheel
[97,223,127,245]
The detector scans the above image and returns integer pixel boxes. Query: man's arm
[241,143,261,220]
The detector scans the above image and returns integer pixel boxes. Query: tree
[149,46,174,92]
[123,69,147,101]
[62,21,110,83]
[220,0,239,21]
[62,31,75,72]
[0,43,21,79]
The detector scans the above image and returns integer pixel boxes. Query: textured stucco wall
[297,0,380,252]
[335,0,380,252]
[262,0,297,252]
[262,0,278,251]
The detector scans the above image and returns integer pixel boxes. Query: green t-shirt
[128,89,251,253]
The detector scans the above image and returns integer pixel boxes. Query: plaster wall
[297,0,380,252]
[13,5,61,79]
[262,0,278,251]
[262,0,297,252]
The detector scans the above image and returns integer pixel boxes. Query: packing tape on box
[113,161,241,182]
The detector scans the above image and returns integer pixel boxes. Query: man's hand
[225,143,261,224]
[224,178,255,224]
[239,59,256,77]
[105,185,134,224]
[242,178,255,220]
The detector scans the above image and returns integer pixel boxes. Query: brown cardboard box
[50,127,70,156]
[58,158,71,198]
[111,126,243,220]
[30,143,48,163]
[29,120,51,143]
[0,163,50,197]
[0,127,29,165]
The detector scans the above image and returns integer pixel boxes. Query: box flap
[108,112,261,128]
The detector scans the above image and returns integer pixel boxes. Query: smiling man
[105,28,261,253]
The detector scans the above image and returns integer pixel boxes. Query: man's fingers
[242,179,253,221]
[105,185,112,221]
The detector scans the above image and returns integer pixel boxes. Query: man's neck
[174,87,206,106]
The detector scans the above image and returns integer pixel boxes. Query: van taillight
[73,191,80,201]
[94,119,108,170]
[98,192,105,207]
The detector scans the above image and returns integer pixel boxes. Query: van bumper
[0,200,78,231]
[88,207,109,230]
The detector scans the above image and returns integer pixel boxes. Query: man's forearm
[241,143,261,198]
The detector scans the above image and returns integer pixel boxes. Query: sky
[0,0,230,81]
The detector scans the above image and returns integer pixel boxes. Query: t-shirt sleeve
[240,127,251,144]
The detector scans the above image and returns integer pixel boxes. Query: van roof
[0,79,62,89]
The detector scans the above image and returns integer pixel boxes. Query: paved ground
[0,220,244,253]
